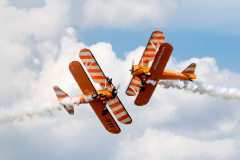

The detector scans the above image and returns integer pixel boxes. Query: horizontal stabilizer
[53,86,74,115]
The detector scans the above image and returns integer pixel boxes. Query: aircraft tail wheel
[145,72,152,77]
[139,86,145,91]
[92,93,98,98]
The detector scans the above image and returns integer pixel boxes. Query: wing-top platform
[69,61,121,134]
[79,49,132,124]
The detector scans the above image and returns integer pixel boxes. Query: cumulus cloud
[113,129,237,160]
[76,0,178,28]
[0,0,71,105]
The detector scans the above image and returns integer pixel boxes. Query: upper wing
[79,48,110,89]
[69,61,96,95]
[139,30,165,67]
[107,97,132,124]
[89,101,121,134]
[149,43,173,79]
[134,79,159,106]
[69,61,120,134]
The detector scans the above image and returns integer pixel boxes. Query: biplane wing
[79,48,110,88]
[149,43,173,79]
[69,61,121,134]
[126,76,141,96]
[139,30,165,67]
[134,79,159,106]
[126,30,165,96]
[79,49,132,124]
[134,43,173,106]
[107,97,132,124]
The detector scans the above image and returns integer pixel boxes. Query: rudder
[181,63,197,80]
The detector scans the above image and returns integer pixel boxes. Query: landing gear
[145,72,152,77]
[92,93,98,98]
[139,85,145,91]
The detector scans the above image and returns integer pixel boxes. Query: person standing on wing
[101,76,117,115]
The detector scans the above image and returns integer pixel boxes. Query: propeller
[116,83,121,90]
[129,58,135,75]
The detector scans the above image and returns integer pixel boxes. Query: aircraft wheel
[92,93,98,98]
[145,72,152,77]
[139,86,145,91]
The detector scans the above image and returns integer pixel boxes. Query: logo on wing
[104,115,115,128]
[154,47,165,70]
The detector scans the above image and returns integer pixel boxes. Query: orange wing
[139,30,165,67]
[89,101,121,134]
[69,61,120,134]
[107,97,132,124]
[134,80,159,106]
[69,61,96,95]
[149,43,173,79]
[79,48,110,89]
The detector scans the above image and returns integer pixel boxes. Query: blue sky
[1,0,240,160]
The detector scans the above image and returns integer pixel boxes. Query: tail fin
[182,63,197,79]
[53,86,74,115]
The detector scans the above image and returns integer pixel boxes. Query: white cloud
[77,0,178,28]
[113,129,237,160]
[0,0,71,105]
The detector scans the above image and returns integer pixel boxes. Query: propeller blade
[130,58,135,74]
[116,83,121,90]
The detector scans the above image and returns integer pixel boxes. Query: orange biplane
[54,48,132,134]
[126,30,197,106]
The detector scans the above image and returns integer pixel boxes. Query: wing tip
[80,48,90,52]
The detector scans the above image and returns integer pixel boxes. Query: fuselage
[131,65,196,81]
[57,87,117,106]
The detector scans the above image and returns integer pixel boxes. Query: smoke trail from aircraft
[159,80,240,100]
[0,101,62,124]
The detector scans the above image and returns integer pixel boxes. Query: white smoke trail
[159,80,240,100]
[0,101,62,125]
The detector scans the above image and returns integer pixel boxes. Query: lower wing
[89,101,121,134]
[134,79,159,106]
[107,97,132,124]
[125,76,141,96]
